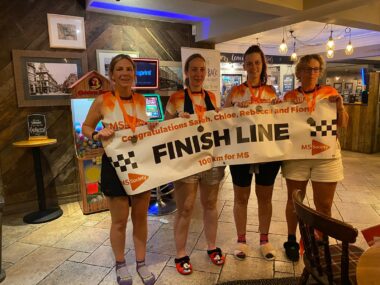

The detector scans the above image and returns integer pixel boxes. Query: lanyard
[115,90,137,132]
[247,84,264,103]
[300,88,318,113]
[187,88,206,121]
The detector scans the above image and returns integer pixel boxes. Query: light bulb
[278,39,288,54]
[290,52,298,61]
[326,37,334,50]
[326,48,334,58]
[345,41,354,55]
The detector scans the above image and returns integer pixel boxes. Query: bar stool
[148,183,177,216]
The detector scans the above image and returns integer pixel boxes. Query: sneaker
[115,262,133,285]
[136,262,155,285]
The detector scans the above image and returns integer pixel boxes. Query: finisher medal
[197,125,204,132]
[307,117,315,125]
[256,105,263,112]
[131,135,138,144]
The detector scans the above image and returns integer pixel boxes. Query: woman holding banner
[282,54,348,262]
[224,45,281,261]
[82,54,155,285]
[165,53,226,275]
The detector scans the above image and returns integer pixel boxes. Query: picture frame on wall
[96,50,139,77]
[333,82,342,93]
[12,50,88,107]
[345,82,353,92]
[47,14,86,49]
[159,61,183,91]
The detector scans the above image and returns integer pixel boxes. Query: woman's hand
[97,128,114,140]
[214,107,221,113]
[328,95,344,111]
[178,111,191,118]
[271,98,283,105]
[147,122,158,131]
[234,100,250,108]
[293,97,304,104]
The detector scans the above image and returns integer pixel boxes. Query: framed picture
[12,49,88,107]
[333,82,342,93]
[356,85,362,94]
[159,61,183,91]
[96,50,139,77]
[47,14,86,49]
[345,82,353,92]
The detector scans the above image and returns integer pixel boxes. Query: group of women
[82,45,348,285]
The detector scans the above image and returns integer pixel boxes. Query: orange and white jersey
[284,85,338,102]
[229,83,277,105]
[165,89,218,116]
[101,91,148,131]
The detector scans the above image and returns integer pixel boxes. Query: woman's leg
[311,181,337,217]
[108,196,130,262]
[130,190,151,262]
[255,184,274,236]
[173,180,198,258]
[285,179,308,235]
[199,182,220,250]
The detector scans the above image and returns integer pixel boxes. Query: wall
[0,0,198,213]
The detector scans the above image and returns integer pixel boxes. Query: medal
[256,105,263,112]
[197,125,204,132]
[187,89,209,133]
[248,84,264,104]
[300,87,318,113]
[307,117,315,125]
[131,135,138,144]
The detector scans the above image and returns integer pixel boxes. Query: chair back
[292,190,362,285]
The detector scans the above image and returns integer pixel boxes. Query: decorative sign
[27,114,47,140]
[220,53,293,65]
[283,74,295,92]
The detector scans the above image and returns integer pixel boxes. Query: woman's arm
[329,95,349,128]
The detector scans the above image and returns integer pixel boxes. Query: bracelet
[91,131,99,141]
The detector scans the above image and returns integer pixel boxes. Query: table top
[13,138,57,148]
[356,244,380,285]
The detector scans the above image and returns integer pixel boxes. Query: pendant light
[326,48,334,59]
[345,27,354,55]
[289,31,297,62]
[326,25,335,50]
[278,27,288,54]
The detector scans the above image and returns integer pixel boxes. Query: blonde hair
[295,54,325,80]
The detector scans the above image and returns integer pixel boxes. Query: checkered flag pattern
[108,151,138,172]
[310,119,337,137]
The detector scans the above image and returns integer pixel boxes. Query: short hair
[108,54,136,80]
[243,45,268,85]
[295,54,325,80]
[184,53,206,87]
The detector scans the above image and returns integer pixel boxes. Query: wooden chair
[292,190,364,285]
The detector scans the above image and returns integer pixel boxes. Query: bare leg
[233,185,251,236]
[130,190,151,262]
[108,196,130,262]
[311,181,337,217]
[199,182,220,250]
[255,184,274,235]
[285,179,308,235]
[173,180,198,258]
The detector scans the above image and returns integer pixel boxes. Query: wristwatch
[91,131,99,141]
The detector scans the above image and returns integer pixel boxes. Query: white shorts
[282,158,343,182]
[178,167,225,185]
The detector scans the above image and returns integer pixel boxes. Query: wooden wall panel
[0,0,196,213]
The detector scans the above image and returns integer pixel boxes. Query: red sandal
[207,247,225,265]
[174,256,192,275]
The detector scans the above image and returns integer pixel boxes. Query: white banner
[103,101,338,195]
[181,47,221,105]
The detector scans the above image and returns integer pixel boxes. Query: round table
[356,243,380,285]
[13,138,63,224]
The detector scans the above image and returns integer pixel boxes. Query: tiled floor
[2,151,380,284]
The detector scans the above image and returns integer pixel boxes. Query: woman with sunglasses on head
[82,54,155,285]
[282,54,348,262]
[165,53,225,275]
[224,45,282,261]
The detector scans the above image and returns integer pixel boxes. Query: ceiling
[85,0,380,60]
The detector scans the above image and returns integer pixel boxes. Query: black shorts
[230,161,282,187]
[101,154,129,198]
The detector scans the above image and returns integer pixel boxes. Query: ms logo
[309,119,337,137]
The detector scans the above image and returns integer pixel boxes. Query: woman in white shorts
[282,54,349,262]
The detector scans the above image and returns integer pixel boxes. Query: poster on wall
[283,74,294,93]
[181,47,221,105]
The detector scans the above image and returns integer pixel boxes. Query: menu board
[27,114,47,140]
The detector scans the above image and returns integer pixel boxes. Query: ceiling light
[326,48,334,58]
[278,27,288,54]
[289,31,297,62]
[345,27,354,55]
[326,25,335,50]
